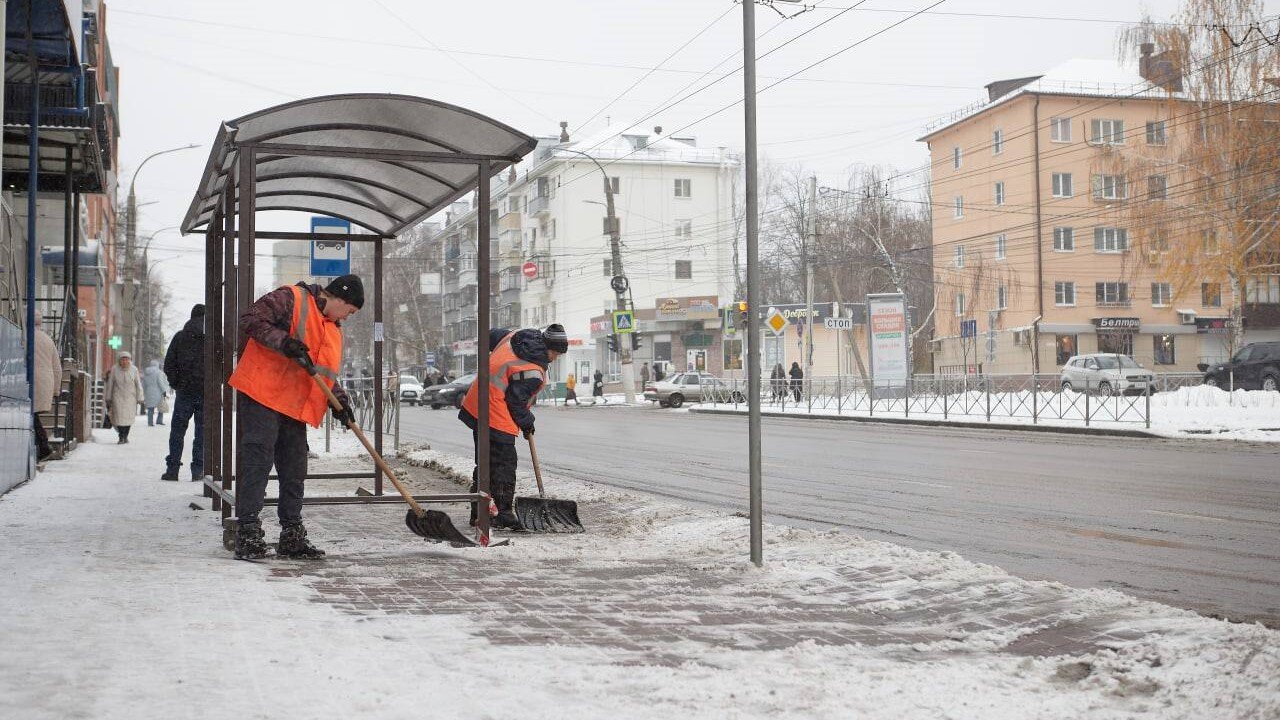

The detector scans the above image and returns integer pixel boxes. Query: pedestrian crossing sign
[612,310,635,334]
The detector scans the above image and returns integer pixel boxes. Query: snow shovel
[515,434,584,533]
[305,367,477,547]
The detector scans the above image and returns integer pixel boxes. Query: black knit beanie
[324,274,365,309]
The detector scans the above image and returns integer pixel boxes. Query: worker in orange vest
[459,324,568,532]
[228,274,363,560]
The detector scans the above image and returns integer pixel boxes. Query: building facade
[921,57,1278,376]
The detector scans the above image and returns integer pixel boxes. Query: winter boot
[233,522,268,560]
[278,523,326,559]
[190,465,204,482]
[160,467,180,482]
[491,511,529,533]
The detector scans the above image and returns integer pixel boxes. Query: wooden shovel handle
[310,373,425,516]
[526,433,546,499]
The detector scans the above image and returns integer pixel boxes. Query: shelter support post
[374,237,384,496]
[476,159,492,544]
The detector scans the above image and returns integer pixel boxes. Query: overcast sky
[108,0,1183,338]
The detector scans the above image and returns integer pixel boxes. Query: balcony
[499,211,523,232]
[527,194,551,216]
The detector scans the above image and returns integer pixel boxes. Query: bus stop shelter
[180,94,536,546]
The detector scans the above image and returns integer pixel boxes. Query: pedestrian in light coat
[104,352,144,444]
[32,317,62,461]
[142,360,170,426]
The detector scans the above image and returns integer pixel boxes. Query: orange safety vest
[461,332,546,436]
[228,285,343,428]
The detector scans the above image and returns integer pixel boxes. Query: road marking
[1147,509,1280,527]
[898,480,951,489]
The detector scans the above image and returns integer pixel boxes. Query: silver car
[1060,354,1155,395]
[643,373,746,408]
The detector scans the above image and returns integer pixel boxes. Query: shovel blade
[405,508,476,547]
[514,496,585,533]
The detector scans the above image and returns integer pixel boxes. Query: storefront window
[723,337,743,371]
[1153,334,1176,365]
[653,340,672,363]
[1097,332,1134,356]
[1055,335,1077,365]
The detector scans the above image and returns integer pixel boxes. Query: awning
[180,94,538,236]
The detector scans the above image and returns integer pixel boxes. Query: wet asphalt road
[398,401,1280,626]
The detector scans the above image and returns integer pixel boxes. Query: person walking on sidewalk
[592,369,606,405]
[162,305,206,482]
[788,361,804,403]
[227,275,362,560]
[640,362,650,386]
[459,324,567,532]
[769,363,786,403]
[142,360,170,427]
[104,352,143,444]
[565,372,580,405]
[32,316,62,461]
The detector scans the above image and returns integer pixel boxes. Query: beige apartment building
[920,56,1277,376]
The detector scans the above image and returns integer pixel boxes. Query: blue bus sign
[310,217,352,277]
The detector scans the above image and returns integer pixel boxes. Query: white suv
[398,375,425,406]
[1060,354,1155,395]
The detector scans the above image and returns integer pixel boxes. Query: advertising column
[867,293,909,392]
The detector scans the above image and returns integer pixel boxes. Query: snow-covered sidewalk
[1,426,1277,719]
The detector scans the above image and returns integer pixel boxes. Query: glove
[281,337,310,362]
[522,426,535,439]
[332,397,356,426]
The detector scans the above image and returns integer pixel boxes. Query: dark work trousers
[33,413,51,460]
[469,429,519,520]
[166,391,204,475]
[235,394,308,526]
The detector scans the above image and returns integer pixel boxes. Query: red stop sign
[521,261,538,280]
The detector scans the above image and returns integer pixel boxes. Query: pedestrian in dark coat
[163,305,206,481]
[788,361,803,403]
[592,369,606,404]
[770,363,786,402]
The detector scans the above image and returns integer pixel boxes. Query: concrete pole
[743,0,764,567]
[604,176,637,404]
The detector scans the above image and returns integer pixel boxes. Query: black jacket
[459,328,549,444]
[164,316,205,394]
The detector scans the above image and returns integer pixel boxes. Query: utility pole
[805,175,816,401]
[743,0,764,567]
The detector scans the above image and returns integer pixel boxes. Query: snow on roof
[540,123,730,166]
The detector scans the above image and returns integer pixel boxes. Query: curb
[688,406,1163,439]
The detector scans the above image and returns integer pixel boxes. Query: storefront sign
[1092,317,1141,332]
[682,333,715,348]
[867,294,909,382]
[758,302,840,324]
[655,295,720,321]
[589,318,612,337]
[1195,317,1237,334]
[451,339,477,354]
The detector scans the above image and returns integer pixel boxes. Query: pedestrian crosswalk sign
[612,310,635,334]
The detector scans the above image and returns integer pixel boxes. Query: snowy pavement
[1,426,1278,719]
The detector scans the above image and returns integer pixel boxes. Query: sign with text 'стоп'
[867,293,909,383]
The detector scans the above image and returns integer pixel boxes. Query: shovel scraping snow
[515,435,584,533]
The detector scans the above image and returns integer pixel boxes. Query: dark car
[423,373,476,409]
[1199,342,1280,391]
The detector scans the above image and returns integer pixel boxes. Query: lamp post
[556,146,636,404]
[125,144,199,277]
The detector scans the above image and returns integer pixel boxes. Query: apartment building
[422,124,739,380]
[920,55,1278,375]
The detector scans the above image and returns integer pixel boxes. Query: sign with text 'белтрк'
[867,293,909,383]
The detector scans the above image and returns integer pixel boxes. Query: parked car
[643,373,746,408]
[398,374,425,406]
[425,373,476,409]
[1199,342,1280,391]
[1059,354,1155,395]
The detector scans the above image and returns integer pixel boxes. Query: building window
[1153,334,1176,365]
[994,181,1005,206]
[1098,331,1134,356]
[1056,334,1078,365]
[1054,281,1076,306]
[1092,174,1128,200]
[1146,120,1167,145]
[992,128,1003,154]
[1053,227,1075,251]
[1050,117,1072,142]
[674,220,692,241]
[603,258,612,276]
[1090,118,1125,145]
[609,176,621,194]
[673,179,691,198]
[953,196,964,218]
[1246,275,1280,303]
[1096,282,1130,306]
[996,285,1008,310]
[1093,227,1129,253]
[995,233,1006,260]
[954,245,965,268]
[1051,172,1073,198]
[955,292,966,316]
[1202,229,1219,255]
[1147,175,1167,200]
[953,146,962,169]
[1151,282,1172,307]
[1201,282,1222,307]
[675,260,693,279]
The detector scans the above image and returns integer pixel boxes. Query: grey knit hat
[542,323,569,353]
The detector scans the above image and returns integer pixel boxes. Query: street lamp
[125,144,200,272]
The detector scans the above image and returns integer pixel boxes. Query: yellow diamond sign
[765,307,789,335]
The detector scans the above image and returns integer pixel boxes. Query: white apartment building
[424,124,739,381]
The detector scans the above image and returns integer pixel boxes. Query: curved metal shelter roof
[180,94,537,236]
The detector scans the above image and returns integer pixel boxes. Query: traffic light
[630,334,640,350]
[606,335,618,354]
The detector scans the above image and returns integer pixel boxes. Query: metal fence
[705,373,1208,428]
[327,375,399,451]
